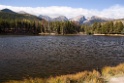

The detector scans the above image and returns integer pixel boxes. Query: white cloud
[0,4,124,19]
[99,5,124,19]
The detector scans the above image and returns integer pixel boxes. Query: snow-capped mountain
[0,8,112,25]
[53,16,68,22]
[70,15,86,24]
[83,16,110,24]
[39,15,111,24]
[70,15,111,25]
[39,15,68,22]
[39,15,52,21]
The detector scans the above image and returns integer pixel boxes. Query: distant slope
[53,16,68,22]
[39,15,52,21]
[1,8,124,25]
[38,14,114,25]
[1,8,16,14]
[39,15,69,22]
[70,15,112,25]
[83,16,110,25]
[18,11,28,14]
[70,15,86,24]
[0,9,42,21]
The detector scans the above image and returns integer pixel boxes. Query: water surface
[0,35,124,82]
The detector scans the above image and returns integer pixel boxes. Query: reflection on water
[0,35,124,82]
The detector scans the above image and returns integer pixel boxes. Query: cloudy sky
[0,0,124,19]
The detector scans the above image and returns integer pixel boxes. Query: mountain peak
[39,15,52,21]
[56,16,68,19]
[83,16,110,25]
[18,11,28,14]
[90,16,104,20]
[53,16,68,22]
[70,15,86,24]
[1,8,16,14]
[76,15,85,18]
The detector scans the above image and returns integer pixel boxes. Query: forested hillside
[0,9,43,34]
[0,9,80,35]
[0,9,124,35]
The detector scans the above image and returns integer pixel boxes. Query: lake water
[0,35,124,82]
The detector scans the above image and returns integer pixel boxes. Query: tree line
[0,19,41,34]
[81,21,124,34]
[0,18,124,35]
[0,19,80,35]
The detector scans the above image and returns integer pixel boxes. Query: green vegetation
[0,11,41,21]
[0,11,43,34]
[0,19,42,34]
[4,63,124,83]
[0,11,80,35]
[81,21,124,34]
[0,11,124,35]
[47,21,80,34]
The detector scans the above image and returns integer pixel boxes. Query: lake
[0,35,124,82]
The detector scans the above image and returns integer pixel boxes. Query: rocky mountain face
[83,16,110,24]
[69,15,86,24]
[53,16,68,22]
[39,15,52,21]
[39,15,111,24]
[70,15,112,25]
[0,8,113,25]
[39,15,68,22]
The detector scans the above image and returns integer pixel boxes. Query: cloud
[0,4,124,19]
[100,5,124,19]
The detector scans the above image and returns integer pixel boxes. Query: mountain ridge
[0,8,122,25]
[39,15,52,21]
[53,16,68,22]
[69,15,87,24]
[39,14,112,25]
[0,8,42,21]
[1,8,16,14]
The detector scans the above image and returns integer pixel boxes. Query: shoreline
[38,33,87,36]
[0,33,124,37]
[39,33,124,36]
[93,34,124,36]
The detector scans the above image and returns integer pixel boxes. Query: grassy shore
[4,63,124,83]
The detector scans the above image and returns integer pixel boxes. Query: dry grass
[102,63,124,77]
[5,78,45,83]
[4,63,124,83]
[5,70,104,83]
